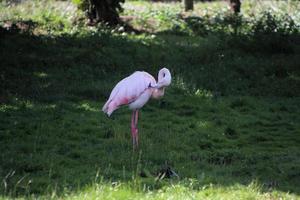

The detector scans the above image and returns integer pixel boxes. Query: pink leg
[135,110,139,126]
[134,110,139,147]
[131,111,136,148]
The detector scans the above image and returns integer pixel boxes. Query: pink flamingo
[102,68,171,148]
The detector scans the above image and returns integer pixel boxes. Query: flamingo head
[151,68,171,99]
[156,68,171,89]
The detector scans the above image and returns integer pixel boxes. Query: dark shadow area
[1,19,300,101]
[0,19,300,198]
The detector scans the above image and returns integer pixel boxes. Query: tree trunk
[88,0,121,25]
[229,0,241,14]
[182,0,193,11]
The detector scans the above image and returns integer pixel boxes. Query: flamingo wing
[102,71,156,116]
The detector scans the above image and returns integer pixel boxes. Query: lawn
[0,0,300,199]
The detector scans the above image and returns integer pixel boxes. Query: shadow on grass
[0,24,300,197]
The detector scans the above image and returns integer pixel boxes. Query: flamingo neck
[152,87,165,99]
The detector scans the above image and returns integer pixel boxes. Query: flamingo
[102,68,171,148]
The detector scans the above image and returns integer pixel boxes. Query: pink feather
[102,71,156,116]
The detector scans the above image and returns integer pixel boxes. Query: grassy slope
[0,0,300,199]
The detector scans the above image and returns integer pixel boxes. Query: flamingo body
[102,71,156,116]
[102,68,171,149]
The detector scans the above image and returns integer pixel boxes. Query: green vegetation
[0,0,300,199]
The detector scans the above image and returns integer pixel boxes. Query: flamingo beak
[150,83,163,89]
[149,83,157,88]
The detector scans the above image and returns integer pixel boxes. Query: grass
[0,0,300,199]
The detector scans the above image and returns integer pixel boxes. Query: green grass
[0,0,300,199]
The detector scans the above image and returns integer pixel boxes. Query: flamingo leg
[134,110,139,148]
[131,111,136,148]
